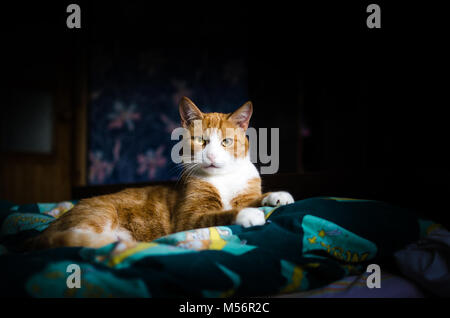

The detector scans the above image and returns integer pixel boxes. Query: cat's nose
[206,153,216,162]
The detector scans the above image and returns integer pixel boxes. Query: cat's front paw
[235,208,266,228]
[262,191,294,207]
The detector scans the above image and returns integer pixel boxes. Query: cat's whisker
[179,164,197,178]
[178,162,201,184]
[168,164,185,174]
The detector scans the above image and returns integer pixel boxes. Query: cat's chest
[207,176,248,210]
[198,168,259,210]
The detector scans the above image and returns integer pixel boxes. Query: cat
[29,97,294,249]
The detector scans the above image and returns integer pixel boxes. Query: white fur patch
[70,227,117,246]
[71,221,133,246]
[198,158,259,210]
[115,227,134,241]
[262,191,294,207]
[235,208,265,227]
[192,129,260,210]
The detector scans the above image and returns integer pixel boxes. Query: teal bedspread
[0,197,440,297]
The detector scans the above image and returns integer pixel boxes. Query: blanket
[0,197,442,297]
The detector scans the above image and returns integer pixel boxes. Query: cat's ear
[228,101,253,131]
[179,97,203,127]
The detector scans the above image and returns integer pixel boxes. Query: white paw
[235,208,266,228]
[262,191,294,207]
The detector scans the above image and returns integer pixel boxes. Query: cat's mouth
[204,164,220,169]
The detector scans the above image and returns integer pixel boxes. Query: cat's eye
[193,136,205,145]
[221,138,233,147]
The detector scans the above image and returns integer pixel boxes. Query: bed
[1,195,448,298]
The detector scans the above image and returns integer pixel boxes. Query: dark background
[0,1,449,225]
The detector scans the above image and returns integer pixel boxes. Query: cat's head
[179,97,252,176]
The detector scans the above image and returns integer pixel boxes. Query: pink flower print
[137,145,167,180]
[171,80,192,107]
[160,114,179,133]
[112,139,122,162]
[89,151,114,184]
[107,101,141,131]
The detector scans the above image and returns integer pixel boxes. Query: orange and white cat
[30,97,294,249]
